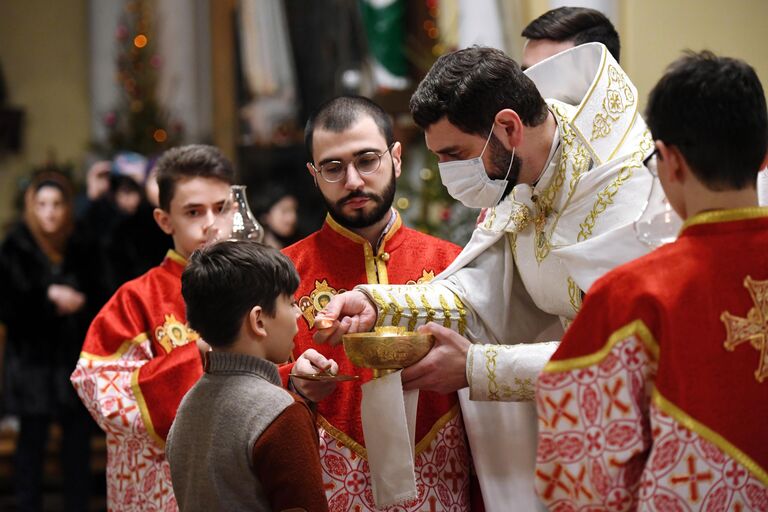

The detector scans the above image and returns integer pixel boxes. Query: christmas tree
[97,0,182,156]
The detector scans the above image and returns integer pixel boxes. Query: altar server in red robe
[71,145,233,511]
[535,51,768,510]
[281,96,474,511]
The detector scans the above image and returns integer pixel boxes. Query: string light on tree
[95,0,182,156]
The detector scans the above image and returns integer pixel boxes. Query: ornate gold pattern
[131,369,165,448]
[371,289,388,328]
[404,294,419,332]
[499,377,536,402]
[721,276,768,383]
[653,389,768,486]
[509,202,532,232]
[386,292,403,327]
[299,279,347,328]
[544,319,659,373]
[576,131,652,242]
[483,207,498,230]
[506,232,517,257]
[453,293,467,336]
[484,345,500,401]
[154,314,199,354]
[406,269,437,285]
[533,103,592,262]
[80,333,149,361]
[439,295,453,328]
[567,277,583,314]
[681,206,768,233]
[421,294,436,325]
[317,405,461,460]
[589,65,636,143]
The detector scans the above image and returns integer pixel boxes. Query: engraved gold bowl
[342,326,434,378]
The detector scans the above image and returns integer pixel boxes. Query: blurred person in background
[0,170,104,512]
[253,182,299,249]
[105,161,172,289]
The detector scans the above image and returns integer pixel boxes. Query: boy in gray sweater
[167,240,330,511]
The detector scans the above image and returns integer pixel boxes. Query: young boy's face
[263,294,301,364]
[154,177,231,259]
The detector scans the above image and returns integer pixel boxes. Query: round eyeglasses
[310,143,395,183]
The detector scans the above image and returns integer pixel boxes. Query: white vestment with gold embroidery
[357,43,657,511]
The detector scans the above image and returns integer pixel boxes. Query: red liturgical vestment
[71,250,203,511]
[281,212,472,511]
[536,208,768,511]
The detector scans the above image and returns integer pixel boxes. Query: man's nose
[344,162,364,190]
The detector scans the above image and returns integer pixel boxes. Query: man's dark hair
[645,51,768,191]
[304,95,394,161]
[522,7,620,63]
[154,144,235,211]
[182,240,299,348]
[410,46,548,136]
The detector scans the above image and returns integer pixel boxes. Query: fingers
[401,357,431,388]
[314,294,345,322]
[293,349,333,374]
[417,322,453,338]
[313,319,349,346]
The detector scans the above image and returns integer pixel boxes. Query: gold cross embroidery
[721,276,768,383]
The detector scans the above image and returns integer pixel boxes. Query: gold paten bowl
[342,326,434,377]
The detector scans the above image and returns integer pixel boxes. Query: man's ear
[391,141,403,179]
[657,141,686,184]
[306,163,319,187]
[153,207,174,235]
[493,109,524,150]
[248,306,267,338]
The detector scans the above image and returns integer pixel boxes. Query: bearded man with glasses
[278,96,473,512]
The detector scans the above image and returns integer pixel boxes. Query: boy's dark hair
[154,145,235,211]
[304,95,394,161]
[181,240,299,348]
[645,51,768,190]
[522,6,620,63]
[409,46,548,136]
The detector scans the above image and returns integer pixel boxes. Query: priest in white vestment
[315,43,656,511]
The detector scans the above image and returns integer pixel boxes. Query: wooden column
[209,0,237,162]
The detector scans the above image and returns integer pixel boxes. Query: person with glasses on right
[278,96,471,511]
[535,51,768,510]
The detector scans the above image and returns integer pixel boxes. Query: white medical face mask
[438,126,515,208]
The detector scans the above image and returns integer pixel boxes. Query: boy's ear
[248,306,268,338]
[153,207,174,235]
[657,141,689,185]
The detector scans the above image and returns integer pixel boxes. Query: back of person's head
[304,95,394,160]
[181,240,299,348]
[522,6,620,62]
[154,145,235,212]
[410,46,548,136]
[645,50,768,190]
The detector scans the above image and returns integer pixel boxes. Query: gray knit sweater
[166,351,327,512]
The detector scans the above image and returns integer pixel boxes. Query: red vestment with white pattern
[536,208,768,511]
[281,212,473,512]
[71,250,203,512]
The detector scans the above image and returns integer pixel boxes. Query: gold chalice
[342,326,434,378]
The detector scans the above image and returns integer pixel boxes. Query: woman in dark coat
[0,171,105,512]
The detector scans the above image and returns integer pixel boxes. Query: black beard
[323,163,396,229]
[487,136,522,198]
